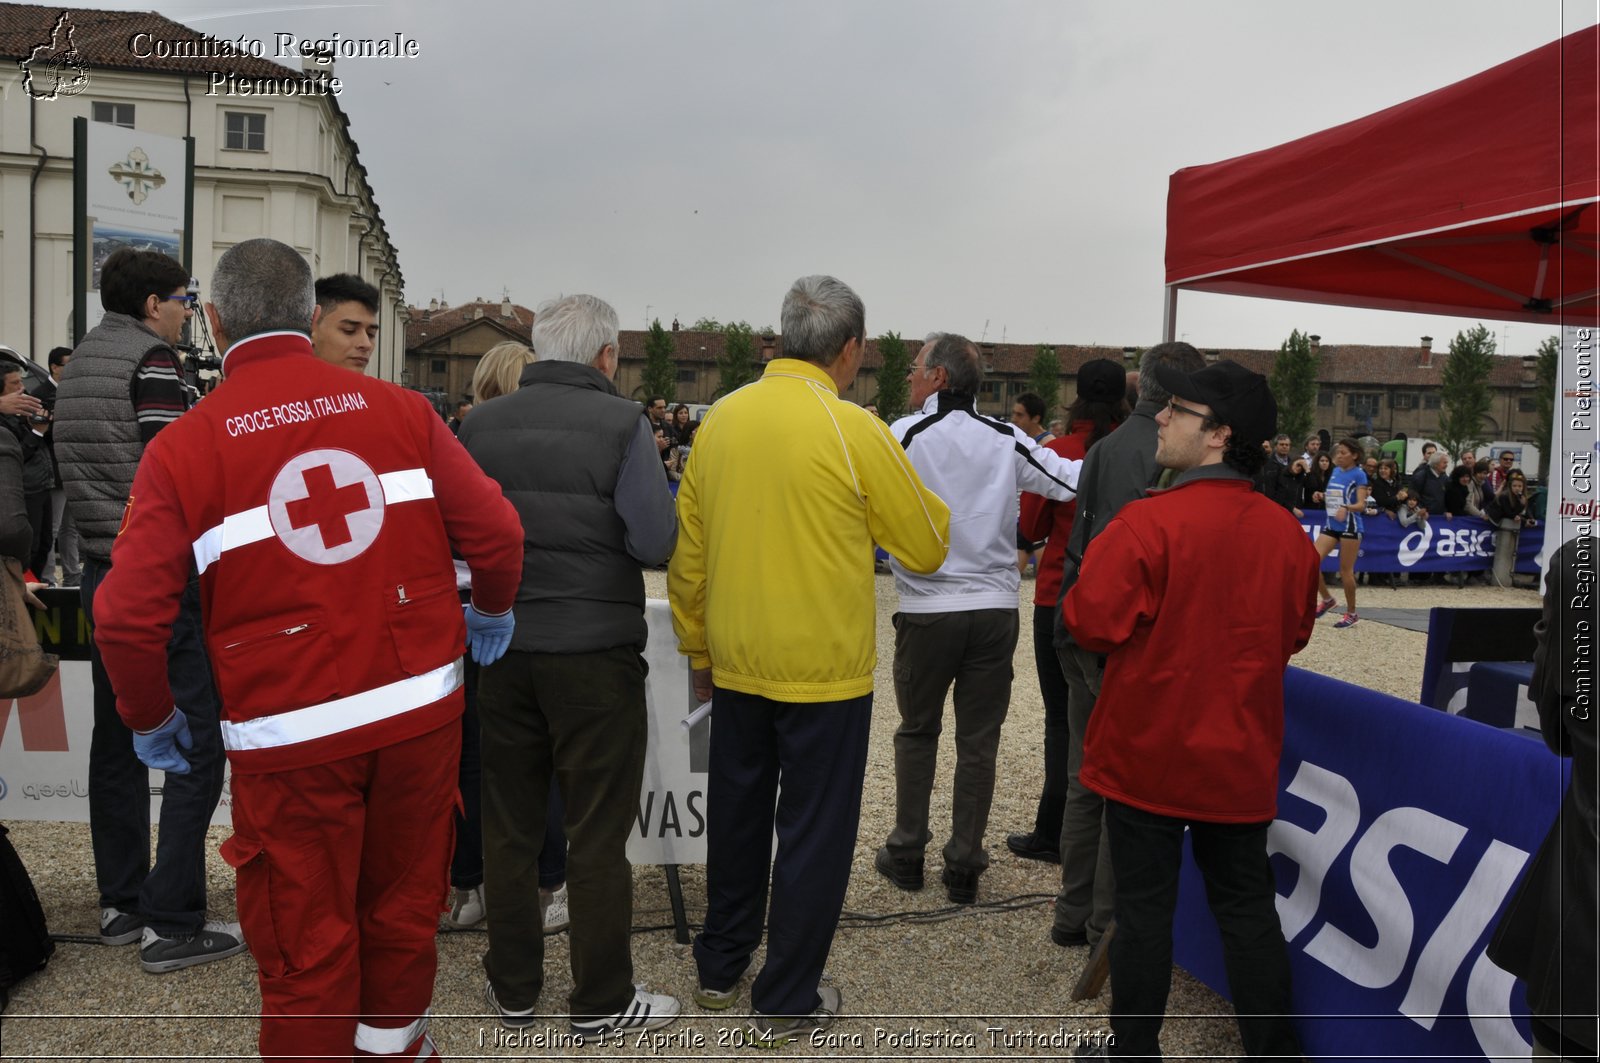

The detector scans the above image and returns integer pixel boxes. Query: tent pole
[1162,285,1177,342]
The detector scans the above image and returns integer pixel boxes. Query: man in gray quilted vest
[458,293,680,1037]
[54,249,244,974]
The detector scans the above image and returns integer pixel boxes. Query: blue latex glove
[133,709,192,774]
[464,602,514,666]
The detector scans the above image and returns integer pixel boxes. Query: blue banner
[1172,668,1568,1061]
[1301,512,1542,574]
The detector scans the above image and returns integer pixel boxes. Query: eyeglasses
[907,361,934,377]
[164,294,197,306]
[1164,398,1208,420]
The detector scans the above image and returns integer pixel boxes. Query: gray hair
[210,239,315,342]
[925,332,981,397]
[530,294,619,365]
[779,275,864,366]
[1137,341,1205,405]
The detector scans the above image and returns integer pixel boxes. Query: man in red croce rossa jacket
[94,238,524,1062]
[1063,359,1320,1060]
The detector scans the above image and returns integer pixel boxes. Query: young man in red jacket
[1063,360,1321,1059]
[93,239,524,1062]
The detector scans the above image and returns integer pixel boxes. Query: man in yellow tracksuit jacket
[669,275,950,1045]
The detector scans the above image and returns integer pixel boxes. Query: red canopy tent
[1163,25,1599,336]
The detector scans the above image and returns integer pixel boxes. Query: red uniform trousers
[221,720,459,1062]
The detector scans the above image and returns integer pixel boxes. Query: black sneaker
[139,920,247,973]
[746,985,842,1048]
[874,846,923,891]
[941,864,980,905]
[1051,925,1089,947]
[99,907,144,946]
[1005,831,1061,864]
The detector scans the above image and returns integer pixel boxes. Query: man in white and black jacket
[875,332,1080,905]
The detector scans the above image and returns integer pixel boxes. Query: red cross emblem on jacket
[267,449,385,565]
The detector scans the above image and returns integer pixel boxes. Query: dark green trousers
[478,645,647,1019]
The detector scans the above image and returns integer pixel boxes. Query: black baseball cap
[1151,359,1276,449]
[1074,358,1125,405]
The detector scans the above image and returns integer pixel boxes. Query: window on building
[1518,396,1538,412]
[1317,389,1333,407]
[1391,392,1418,411]
[429,358,446,375]
[224,112,267,151]
[1423,393,1442,410]
[980,381,1002,403]
[92,102,134,128]
[1346,392,1381,419]
[676,368,697,384]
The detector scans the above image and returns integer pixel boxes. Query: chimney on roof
[429,298,439,312]
[671,317,680,332]
[302,51,334,78]
[1204,349,1221,364]
[1308,334,1321,352]
[1420,336,1433,369]
[421,308,431,322]
[760,332,776,362]
[501,296,513,319]
[1122,346,1139,366]
[473,306,484,320]
[980,342,996,373]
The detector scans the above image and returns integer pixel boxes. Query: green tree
[716,322,759,397]
[640,318,677,404]
[1436,324,1497,456]
[875,331,910,419]
[1028,346,1061,416]
[1531,333,1559,481]
[690,316,722,331]
[1268,329,1319,446]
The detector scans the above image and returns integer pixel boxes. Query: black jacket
[1489,536,1598,1053]
[457,360,677,654]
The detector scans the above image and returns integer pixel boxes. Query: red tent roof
[1165,25,1600,324]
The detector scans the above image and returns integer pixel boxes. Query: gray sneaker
[139,920,247,973]
[99,907,144,946]
[746,985,842,1048]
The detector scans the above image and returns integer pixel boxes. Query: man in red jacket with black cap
[94,238,524,1062]
[1063,359,1320,1060]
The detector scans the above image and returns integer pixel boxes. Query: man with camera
[55,248,242,974]
[0,363,52,575]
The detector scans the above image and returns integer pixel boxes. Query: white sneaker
[570,985,680,1036]
[541,883,569,935]
[444,885,485,929]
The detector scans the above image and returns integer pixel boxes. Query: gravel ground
[1,572,1540,1061]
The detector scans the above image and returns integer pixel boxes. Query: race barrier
[1172,667,1568,1062]
[1301,511,1543,574]
[0,593,707,869]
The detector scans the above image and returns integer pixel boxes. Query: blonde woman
[448,337,571,938]
[471,341,536,404]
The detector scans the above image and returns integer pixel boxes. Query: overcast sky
[60,0,1600,354]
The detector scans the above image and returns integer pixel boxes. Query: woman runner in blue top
[1313,438,1370,628]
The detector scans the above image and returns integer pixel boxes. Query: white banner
[0,600,704,866]
[82,122,189,333]
[1546,324,1600,566]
